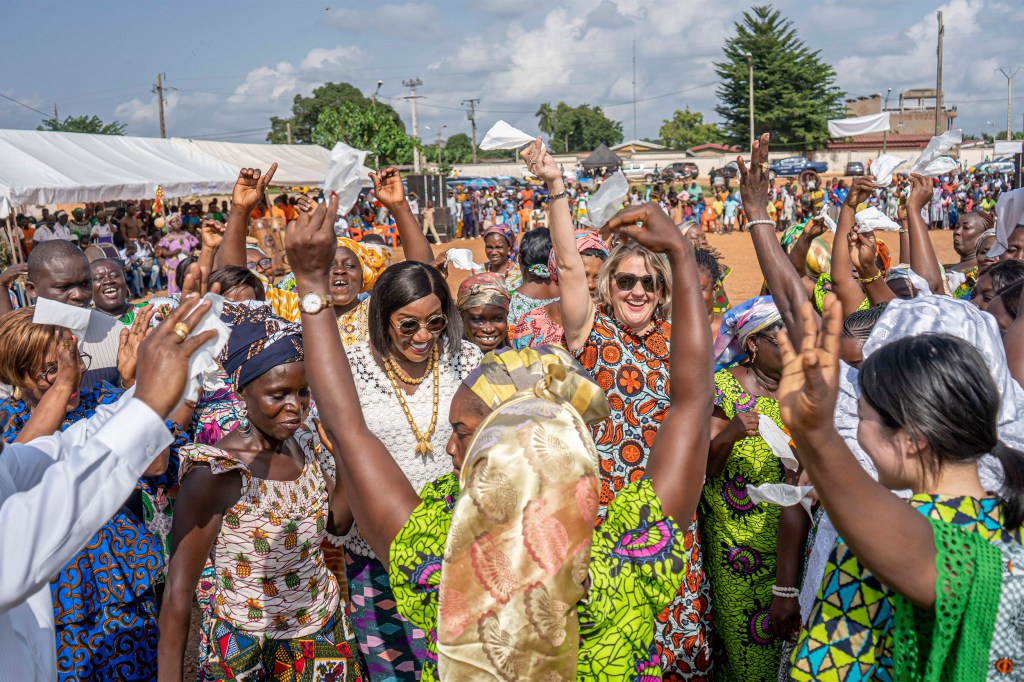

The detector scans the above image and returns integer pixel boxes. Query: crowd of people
[2,128,1024,682]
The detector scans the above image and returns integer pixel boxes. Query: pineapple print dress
[180,441,362,682]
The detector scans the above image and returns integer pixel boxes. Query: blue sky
[3,0,1020,145]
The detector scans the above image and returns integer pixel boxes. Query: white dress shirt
[0,393,173,681]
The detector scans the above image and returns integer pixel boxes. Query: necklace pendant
[416,440,434,456]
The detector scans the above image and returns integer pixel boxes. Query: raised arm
[778,298,938,607]
[607,203,713,523]
[522,138,595,351]
[285,195,420,564]
[832,176,876,317]
[738,133,810,346]
[848,230,896,307]
[371,168,434,263]
[786,218,828,279]
[905,173,946,295]
[217,164,277,269]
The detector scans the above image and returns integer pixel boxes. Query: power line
[0,91,49,117]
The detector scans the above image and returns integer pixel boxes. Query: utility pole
[435,125,446,165]
[53,103,58,122]
[883,87,892,153]
[152,73,170,138]
[402,78,423,172]
[746,53,754,147]
[462,98,480,163]
[632,38,638,141]
[286,122,292,145]
[998,67,1021,141]
[934,11,944,135]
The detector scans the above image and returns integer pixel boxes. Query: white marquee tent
[172,138,331,187]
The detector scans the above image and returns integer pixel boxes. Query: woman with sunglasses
[330,259,481,680]
[522,137,713,679]
[0,306,187,681]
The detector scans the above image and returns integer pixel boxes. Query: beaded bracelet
[746,219,776,229]
[772,585,800,599]
[549,190,569,201]
[858,271,882,284]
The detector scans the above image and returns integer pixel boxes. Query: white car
[620,162,657,182]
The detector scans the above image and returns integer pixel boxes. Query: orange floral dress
[575,310,713,680]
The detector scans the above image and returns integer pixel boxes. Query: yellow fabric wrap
[337,237,390,293]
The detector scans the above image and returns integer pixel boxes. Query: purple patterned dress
[699,369,787,679]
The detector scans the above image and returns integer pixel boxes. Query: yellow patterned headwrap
[463,345,609,427]
[337,237,391,293]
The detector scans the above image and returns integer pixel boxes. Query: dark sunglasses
[393,314,448,337]
[247,258,272,271]
[613,273,663,293]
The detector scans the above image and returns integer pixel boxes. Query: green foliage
[714,6,845,148]
[442,133,474,164]
[659,108,725,149]
[268,82,403,144]
[311,104,416,167]
[535,102,623,153]
[38,115,125,135]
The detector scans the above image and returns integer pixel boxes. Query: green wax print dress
[700,369,787,680]
[388,475,689,681]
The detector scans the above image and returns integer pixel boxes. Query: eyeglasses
[247,258,272,271]
[756,334,779,348]
[613,273,663,293]
[392,314,448,337]
[37,353,91,386]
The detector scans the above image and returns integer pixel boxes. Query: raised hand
[0,263,27,288]
[295,194,316,215]
[285,193,339,281]
[847,230,879,276]
[199,220,225,251]
[134,294,218,419]
[117,304,157,388]
[906,173,932,213]
[53,331,84,393]
[728,409,761,440]
[804,217,829,240]
[521,137,561,185]
[431,249,451,279]
[776,297,843,439]
[737,132,772,215]
[604,203,686,254]
[845,176,876,209]
[370,167,406,207]
[231,163,278,211]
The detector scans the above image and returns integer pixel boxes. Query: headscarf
[462,345,609,426]
[439,346,606,679]
[875,239,893,273]
[713,296,782,368]
[165,212,183,231]
[976,228,997,259]
[548,230,610,284]
[780,220,832,276]
[337,236,391,292]
[482,225,517,258]
[457,272,511,312]
[989,187,1024,258]
[220,302,304,389]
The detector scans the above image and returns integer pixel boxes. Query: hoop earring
[237,407,252,434]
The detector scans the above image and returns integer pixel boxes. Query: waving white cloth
[854,206,901,233]
[480,120,541,151]
[747,483,814,519]
[909,129,962,176]
[871,154,908,187]
[988,187,1024,258]
[579,172,628,229]
[446,248,484,273]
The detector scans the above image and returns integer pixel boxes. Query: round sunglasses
[392,314,448,337]
[613,273,663,293]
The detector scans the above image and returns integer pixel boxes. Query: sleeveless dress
[575,310,714,680]
[700,369,787,680]
[180,440,361,681]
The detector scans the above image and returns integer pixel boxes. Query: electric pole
[462,98,480,163]
[632,39,638,141]
[286,122,292,145]
[402,78,423,172]
[152,73,172,138]
[998,67,1021,141]
[934,11,944,135]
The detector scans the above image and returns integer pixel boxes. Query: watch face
[300,293,321,313]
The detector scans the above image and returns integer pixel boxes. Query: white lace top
[327,341,482,557]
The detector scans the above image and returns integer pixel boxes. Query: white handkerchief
[855,206,901,232]
[747,483,815,519]
[446,248,483,272]
[945,269,967,295]
[909,129,962,176]
[33,297,94,337]
[816,204,837,232]
[580,171,629,229]
[324,142,369,216]
[871,154,908,187]
[480,120,541,151]
[184,293,231,401]
[990,188,1024,258]
[759,415,798,471]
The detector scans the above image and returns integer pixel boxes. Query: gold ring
[760,162,770,171]
[172,322,190,340]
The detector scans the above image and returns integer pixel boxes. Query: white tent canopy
[0,129,239,209]
[827,112,891,138]
[172,138,331,187]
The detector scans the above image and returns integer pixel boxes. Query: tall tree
[714,6,844,148]
[442,133,474,164]
[38,115,125,135]
[659,108,725,149]
[534,102,623,152]
[311,104,416,167]
[268,82,403,144]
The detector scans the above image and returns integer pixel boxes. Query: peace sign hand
[232,163,278,210]
[777,295,843,440]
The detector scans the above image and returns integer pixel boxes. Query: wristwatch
[299,292,334,314]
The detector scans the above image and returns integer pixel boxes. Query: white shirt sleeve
[0,398,173,613]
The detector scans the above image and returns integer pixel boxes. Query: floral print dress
[575,310,713,680]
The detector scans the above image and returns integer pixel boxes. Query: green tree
[38,115,125,135]
[311,104,417,167]
[442,133,474,164]
[534,102,623,152]
[268,82,403,144]
[714,6,844,148]
[659,108,725,149]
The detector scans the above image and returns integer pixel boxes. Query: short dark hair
[518,228,553,281]
[842,304,888,341]
[369,261,462,360]
[995,281,1024,320]
[694,247,722,283]
[209,266,266,301]
[175,256,198,292]
[27,240,87,282]
[360,233,386,246]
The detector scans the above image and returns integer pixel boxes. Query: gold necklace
[384,347,436,386]
[383,345,440,456]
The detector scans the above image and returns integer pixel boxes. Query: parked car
[845,161,866,176]
[708,160,740,182]
[621,162,657,182]
[659,162,700,181]
[769,156,829,176]
[974,157,1016,175]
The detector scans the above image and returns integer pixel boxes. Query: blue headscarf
[220,302,303,389]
